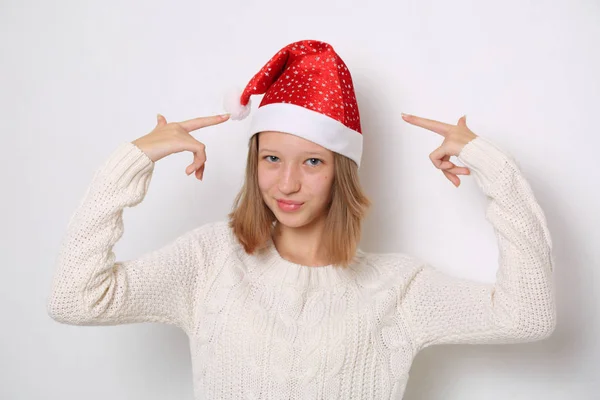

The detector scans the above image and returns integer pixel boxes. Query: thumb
[156,113,167,127]
[457,114,467,127]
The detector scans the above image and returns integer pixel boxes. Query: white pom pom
[223,87,251,120]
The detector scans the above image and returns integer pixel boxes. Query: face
[257,131,335,229]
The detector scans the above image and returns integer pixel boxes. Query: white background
[2,0,598,398]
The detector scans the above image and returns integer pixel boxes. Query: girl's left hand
[401,113,478,187]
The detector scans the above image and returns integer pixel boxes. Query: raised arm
[399,135,556,350]
[46,142,212,334]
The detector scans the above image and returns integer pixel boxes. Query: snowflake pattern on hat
[224,40,364,167]
[240,40,362,134]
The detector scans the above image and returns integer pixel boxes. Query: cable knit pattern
[47,136,556,399]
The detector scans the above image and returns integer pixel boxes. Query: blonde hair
[228,133,371,267]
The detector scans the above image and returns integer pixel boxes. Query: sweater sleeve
[47,142,209,334]
[399,136,556,350]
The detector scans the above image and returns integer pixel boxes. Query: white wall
[2,0,597,398]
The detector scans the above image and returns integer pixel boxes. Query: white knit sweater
[47,135,556,400]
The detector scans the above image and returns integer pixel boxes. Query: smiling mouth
[276,200,304,211]
[277,199,304,205]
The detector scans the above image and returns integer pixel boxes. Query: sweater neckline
[243,235,362,290]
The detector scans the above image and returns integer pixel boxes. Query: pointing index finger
[179,113,230,132]
[401,113,453,137]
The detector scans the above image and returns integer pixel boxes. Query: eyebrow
[259,148,326,157]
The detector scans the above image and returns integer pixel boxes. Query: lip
[277,199,304,205]
[276,199,304,212]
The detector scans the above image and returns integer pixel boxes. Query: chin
[273,211,308,227]
[269,205,303,226]
[274,210,325,230]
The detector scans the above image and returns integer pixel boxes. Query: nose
[278,163,301,194]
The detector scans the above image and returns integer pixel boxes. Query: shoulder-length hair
[228,133,371,267]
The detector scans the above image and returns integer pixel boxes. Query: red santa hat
[224,39,363,168]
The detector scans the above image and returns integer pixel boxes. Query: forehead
[258,131,329,154]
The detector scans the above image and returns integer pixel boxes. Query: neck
[272,217,331,267]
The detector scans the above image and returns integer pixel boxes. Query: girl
[47,40,556,399]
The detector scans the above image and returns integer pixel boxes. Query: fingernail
[221,113,230,119]
[401,113,411,118]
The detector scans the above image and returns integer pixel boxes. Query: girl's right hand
[131,113,230,180]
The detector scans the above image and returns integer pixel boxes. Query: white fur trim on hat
[248,103,363,168]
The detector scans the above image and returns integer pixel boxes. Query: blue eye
[263,156,322,166]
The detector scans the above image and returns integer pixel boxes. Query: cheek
[311,174,333,197]
[257,168,276,192]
